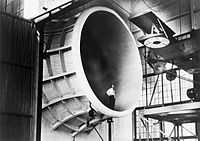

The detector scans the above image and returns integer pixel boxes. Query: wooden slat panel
[0,12,39,141]
[74,97,89,111]
[0,115,31,141]
[60,29,67,47]
[64,31,73,47]
[0,64,32,114]
[56,78,71,95]
[59,51,67,72]
[44,24,74,35]
[46,33,53,51]
[62,99,82,112]
[51,34,62,50]
[69,75,82,94]
[51,80,63,97]
[52,110,88,130]
[43,71,75,82]
[43,81,60,101]
[43,59,50,78]
[0,13,35,67]
[47,103,72,122]
[42,92,49,104]
[64,76,75,94]
[47,106,61,121]
[63,123,79,131]
[66,117,83,128]
[42,94,85,109]
[50,54,63,75]
[42,109,58,125]
[63,50,74,72]
[46,57,53,76]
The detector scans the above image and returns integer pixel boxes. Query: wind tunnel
[42,6,142,133]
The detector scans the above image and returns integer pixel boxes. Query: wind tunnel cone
[42,7,142,131]
[72,6,142,117]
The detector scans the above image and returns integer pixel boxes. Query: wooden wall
[0,12,39,141]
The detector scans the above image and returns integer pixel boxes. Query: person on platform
[106,84,115,109]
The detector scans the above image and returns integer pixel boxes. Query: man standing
[106,84,115,109]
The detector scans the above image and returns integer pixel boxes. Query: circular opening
[153,40,161,44]
[79,10,142,112]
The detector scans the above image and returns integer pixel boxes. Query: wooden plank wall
[0,12,39,141]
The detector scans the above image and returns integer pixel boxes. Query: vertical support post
[193,74,200,101]
[160,121,164,141]
[193,74,200,140]
[196,123,200,141]
[177,125,180,141]
[179,70,182,101]
[161,74,164,105]
[146,119,149,141]
[170,81,173,103]
[139,114,141,141]
[133,110,137,141]
[180,124,183,137]
[149,75,159,106]
[174,124,177,141]
[36,25,44,141]
[144,47,148,106]
[107,118,113,141]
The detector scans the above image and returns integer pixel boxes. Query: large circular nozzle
[73,6,142,117]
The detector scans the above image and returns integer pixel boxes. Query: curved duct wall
[42,6,142,133]
[73,6,142,116]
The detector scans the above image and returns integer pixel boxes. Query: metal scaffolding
[134,46,200,141]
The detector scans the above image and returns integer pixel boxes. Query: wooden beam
[42,93,85,109]
[46,46,71,54]
[63,123,79,131]
[52,110,88,130]
[72,118,102,137]
[43,71,75,82]
[140,102,200,116]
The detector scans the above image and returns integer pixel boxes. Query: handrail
[31,1,73,22]
[31,0,92,26]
